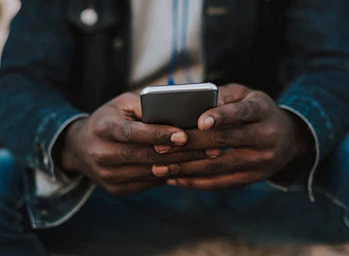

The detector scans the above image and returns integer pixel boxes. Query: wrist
[282,109,314,159]
[53,118,87,173]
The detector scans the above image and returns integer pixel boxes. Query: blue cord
[181,0,194,83]
[167,0,193,85]
[168,0,179,85]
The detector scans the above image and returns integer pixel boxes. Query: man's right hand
[56,93,214,196]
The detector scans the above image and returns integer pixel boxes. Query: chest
[66,0,286,112]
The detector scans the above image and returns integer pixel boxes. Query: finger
[97,143,210,167]
[181,126,258,150]
[98,165,154,183]
[110,92,143,120]
[102,95,187,145]
[218,84,251,104]
[166,171,264,191]
[154,144,221,158]
[103,180,164,196]
[103,119,188,145]
[153,149,262,177]
[198,100,264,131]
[125,94,142,120]
[154,145,172,154]
[205,148,222,158]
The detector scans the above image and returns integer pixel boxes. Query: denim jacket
[0,0,349,229]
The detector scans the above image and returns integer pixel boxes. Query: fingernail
[154,145,171,153]
[205,148,221,158]
[167,179,177,186]
[170,132,187,145]
[152,166,169,177]
[203,116,215,130]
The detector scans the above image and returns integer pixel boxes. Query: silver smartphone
[140,83,218,129]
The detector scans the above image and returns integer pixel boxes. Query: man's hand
[152,84,311,190]
[55,93,216,195]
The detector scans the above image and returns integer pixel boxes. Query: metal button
[38,143,49,167]
[43,153,49,167]
[80,8,98,26]
[40,209,48,216]
[206,6,229,16]
[113,37,124,50]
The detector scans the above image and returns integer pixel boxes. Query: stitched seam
[279,105,320,202]
[34,113,88,181]
[47,113,89,181]
[31,183,96,229]
[313,187,349,229]
[287,96,334,142]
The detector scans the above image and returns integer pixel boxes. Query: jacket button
[206,6,229,16]
[80,8,98,26]
[113,37,124,50]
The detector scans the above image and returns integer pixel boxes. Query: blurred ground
[159,239,349,256]
[1,1,349,255]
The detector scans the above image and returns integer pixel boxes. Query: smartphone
[140,83,218,129]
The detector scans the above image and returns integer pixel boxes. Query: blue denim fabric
[0,0,349,233]
[2,142,349,255]
[0,150,48,256]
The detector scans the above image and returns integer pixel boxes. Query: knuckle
[236,101,248,119]
[258,99,270,113]
[149,128,163,144]
[264,125,277,137]
[240,100,260,121]
[119,123,133,142]
[146,149,162,164]
[93,152,110,165]
[215,109,225,125]
[215,130,231,146]
[261,125,279,146]
[93,117,107,136]
[206,161,226,174]
[186,150,203,161]
[120,146,137,162]
[252,91,272,111]
[86,148,102,163]
[231,157,247,170]
[238,126,257,145]
[104,120,119,138]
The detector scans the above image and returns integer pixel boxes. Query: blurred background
[1,1,349,255]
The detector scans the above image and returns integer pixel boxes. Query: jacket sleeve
[0,0,94,228]
[274,0,349,201]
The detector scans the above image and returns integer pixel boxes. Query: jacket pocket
[66,0,120,34]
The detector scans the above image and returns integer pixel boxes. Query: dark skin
[59,93,218,196]
[59,84,310,195]
[152,84,310,190]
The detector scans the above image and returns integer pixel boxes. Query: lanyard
[168,0,194,85]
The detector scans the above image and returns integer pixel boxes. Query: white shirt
[130,0,204,88]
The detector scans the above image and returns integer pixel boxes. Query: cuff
[28,112,96,228]
[34,112,89,198]
[267,102,321,201]
[32,112,89,181]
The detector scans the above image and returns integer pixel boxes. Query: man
[0,0,349,255]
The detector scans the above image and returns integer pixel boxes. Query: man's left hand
[152,84,310,190]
